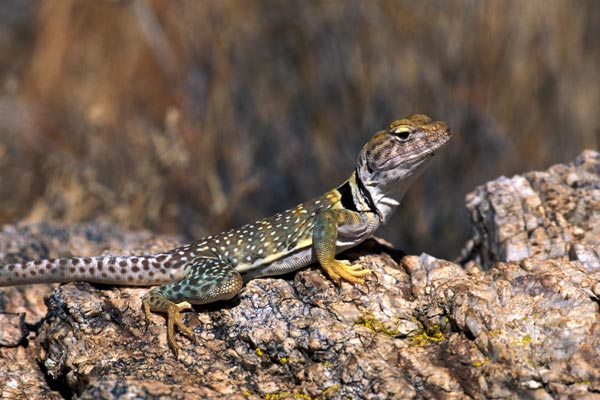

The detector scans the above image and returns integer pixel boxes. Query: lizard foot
[143,293,197,358]
[322,259,372,285]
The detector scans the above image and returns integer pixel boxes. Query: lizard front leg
[312,209,372,284]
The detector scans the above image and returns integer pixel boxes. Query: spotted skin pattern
[0,114,451,356]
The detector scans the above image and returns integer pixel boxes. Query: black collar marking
[337,180,359,212]
[354,168,378,214]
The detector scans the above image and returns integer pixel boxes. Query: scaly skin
[0,114,451,357]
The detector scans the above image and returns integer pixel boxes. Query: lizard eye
[390,126,412,141]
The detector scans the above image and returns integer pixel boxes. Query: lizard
[0,114,451,356]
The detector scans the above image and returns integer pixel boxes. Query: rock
[0,313,27,347]
[1,151,599,399]
[463,149,599,269]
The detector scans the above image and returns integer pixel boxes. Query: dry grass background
[0,0,597,259]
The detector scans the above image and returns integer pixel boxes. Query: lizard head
[355,114,452,222]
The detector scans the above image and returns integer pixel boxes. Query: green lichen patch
[354,312,402,337]
[409,320,446,347]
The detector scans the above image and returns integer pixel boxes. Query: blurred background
[0,0,597,260]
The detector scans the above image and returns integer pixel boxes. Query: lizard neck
[355,156,433,224]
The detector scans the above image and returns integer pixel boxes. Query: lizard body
[0,114,451,356]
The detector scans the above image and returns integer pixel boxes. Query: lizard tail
[0,253,188,287]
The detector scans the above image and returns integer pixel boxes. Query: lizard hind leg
[142,258,243,357]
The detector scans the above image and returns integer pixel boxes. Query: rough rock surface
[0,150,599,399]
[463,149,599,270]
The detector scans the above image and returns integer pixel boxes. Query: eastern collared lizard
[0,114,451,356]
